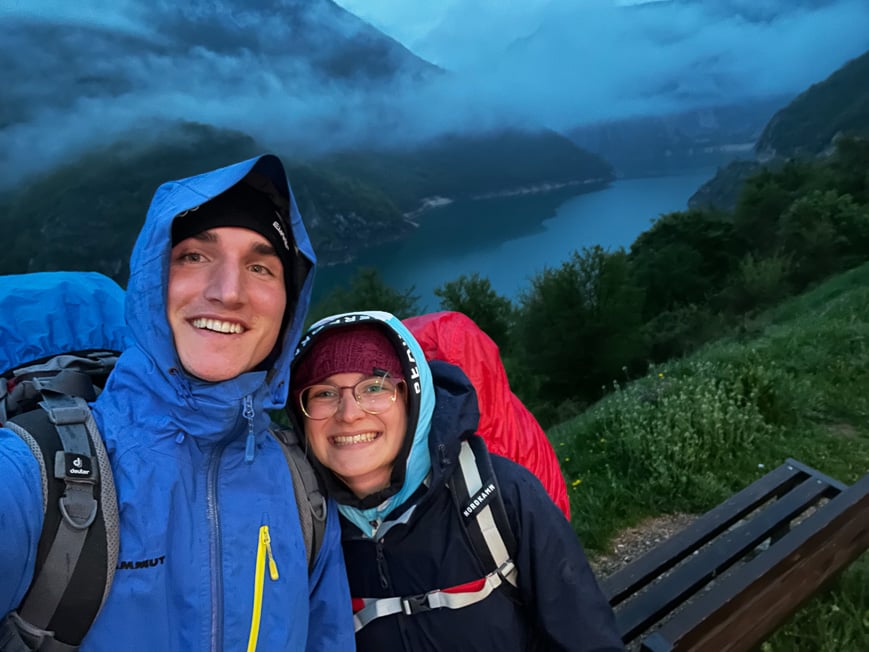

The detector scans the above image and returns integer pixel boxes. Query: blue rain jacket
[0,155,355,651]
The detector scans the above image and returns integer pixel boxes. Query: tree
[629,209,741,319]
[777,190,869,289]
[307,267,421,324]
[434,273,515,352]
[732,161,820,256]
[514,246,646,406]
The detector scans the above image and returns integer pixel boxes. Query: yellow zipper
[247,524,280,652]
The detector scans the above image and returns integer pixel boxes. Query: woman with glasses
[288,310,624,652]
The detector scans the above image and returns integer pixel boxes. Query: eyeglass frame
[298,373,404,420]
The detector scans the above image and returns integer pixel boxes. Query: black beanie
[171,181,295,289]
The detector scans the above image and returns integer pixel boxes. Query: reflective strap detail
[351,561,517,633]
[457,441,517,588]
[353,597,405,632]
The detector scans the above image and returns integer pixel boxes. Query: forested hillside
[756,48,869,158]
[690,47,869,211]
[0,121,610,281]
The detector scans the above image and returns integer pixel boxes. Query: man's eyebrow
[192,230,218,243]
[190,230,278,257]
[251,241,279,257]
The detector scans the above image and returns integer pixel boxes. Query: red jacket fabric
[404,311,571,520]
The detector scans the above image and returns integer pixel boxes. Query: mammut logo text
[463,483,496,518]
[117,556,166,570]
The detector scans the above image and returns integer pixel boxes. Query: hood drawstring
[168,367,197,410]
[243,394,256,463]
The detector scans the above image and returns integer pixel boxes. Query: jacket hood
[290,311,436,524]
[0,271,129,373]
[125,154,315,410]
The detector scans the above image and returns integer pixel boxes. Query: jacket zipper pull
[243,395,256,463]
[247,525,280,652]
[262,526,279,581]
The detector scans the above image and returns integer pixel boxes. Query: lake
[312,168,717,311]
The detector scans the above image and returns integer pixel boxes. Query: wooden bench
[601,458,869,651]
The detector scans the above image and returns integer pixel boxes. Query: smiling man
[167,181,293,382]
[0,155,355,651]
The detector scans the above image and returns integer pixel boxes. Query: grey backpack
[0,352,326,652]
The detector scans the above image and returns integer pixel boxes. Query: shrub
[591,357,794,502]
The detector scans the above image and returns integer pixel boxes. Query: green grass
[548,262,869,649]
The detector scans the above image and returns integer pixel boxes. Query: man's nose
[205,261,245,306]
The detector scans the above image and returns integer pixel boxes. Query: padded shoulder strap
[5,385,119,651]
[448,436,518,588]
[270,425,327,572]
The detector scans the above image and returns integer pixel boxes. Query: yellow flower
[658,372,665,379]
[571,479,582,487]
[564,457,571,462]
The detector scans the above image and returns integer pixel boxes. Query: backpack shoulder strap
[448,435,518,588]
[270,425,327,573]
[4,381,119,651]
[352,435,520,633]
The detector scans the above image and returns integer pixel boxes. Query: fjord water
[312,168,717,311]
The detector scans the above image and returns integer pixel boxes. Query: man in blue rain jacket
[0,155,355,651]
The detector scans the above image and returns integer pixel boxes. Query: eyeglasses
[299,375,402,420]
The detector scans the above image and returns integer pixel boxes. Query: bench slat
[641,472,869,652]
[604,461,806,605]
[615,475,833,642]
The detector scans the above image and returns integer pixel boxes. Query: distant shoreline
[401,176,612,221]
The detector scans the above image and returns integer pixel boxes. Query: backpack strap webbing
[450,437,518,588]
[351,437,519,633]
[270,425,327,572]
[5,384,119,651]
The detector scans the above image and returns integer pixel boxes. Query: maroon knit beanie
[292,324,404,395]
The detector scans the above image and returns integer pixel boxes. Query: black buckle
[401,594,431,615]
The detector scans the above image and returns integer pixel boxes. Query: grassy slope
[547,262,869,650]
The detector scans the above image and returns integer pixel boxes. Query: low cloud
[1,0,867,188]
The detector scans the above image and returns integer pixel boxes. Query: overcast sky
[1,0,868,186]
[335,0,868,120]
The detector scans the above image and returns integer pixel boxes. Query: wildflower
[571,479,582,487]
[758,463,765,469]
[658,372,664,379]
[564,457,571,462]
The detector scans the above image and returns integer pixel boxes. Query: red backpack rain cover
[404,311,570,520]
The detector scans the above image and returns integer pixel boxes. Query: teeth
[333,433,379,446]
[192,318,243,334]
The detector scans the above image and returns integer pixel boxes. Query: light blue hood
[292,311,435,537]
